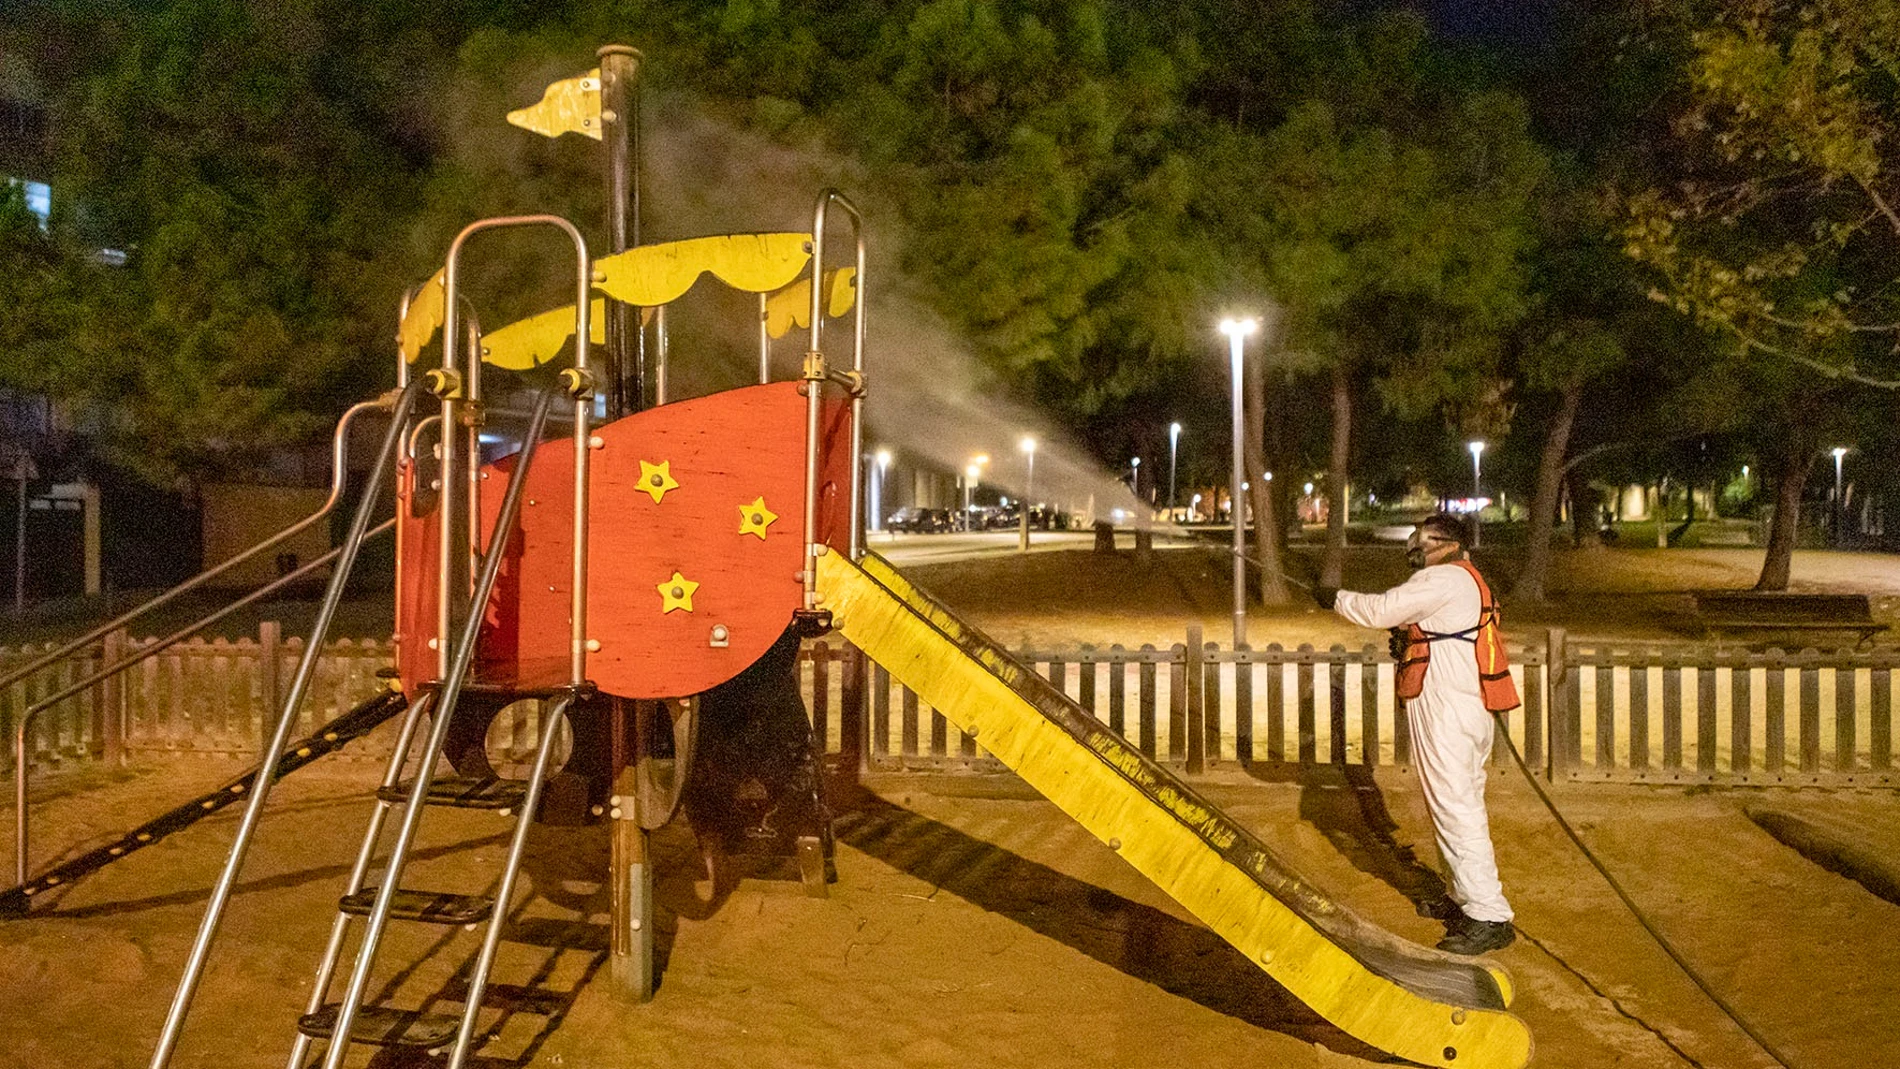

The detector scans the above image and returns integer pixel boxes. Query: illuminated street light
[1019,436,1037,552]
[963,462,981,531]
[1468,440,1487,548]
[1219,316,1259,646]
[1831,446,1850,546]
[871,448,892,534]
[1168,421,1183,516]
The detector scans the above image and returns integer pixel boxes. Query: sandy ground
[897,541,1900,650]
[7,543,1900,1068]
[3,748,1898,1069]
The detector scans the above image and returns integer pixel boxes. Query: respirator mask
[1405,528,1456,570]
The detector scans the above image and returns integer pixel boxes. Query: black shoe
[1437,918,1515,956]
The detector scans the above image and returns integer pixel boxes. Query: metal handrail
[0,393,398,694]
[11,519,395,885]
[322,213,593,1069]
[802,190,868,608]
[148,379,424,1069]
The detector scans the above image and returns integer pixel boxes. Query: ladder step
[296,1004,460,1049]
[339,887,495,925]
[378,776,529,811]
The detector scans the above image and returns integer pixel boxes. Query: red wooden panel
[398,381,853,699]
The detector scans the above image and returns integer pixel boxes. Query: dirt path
[3,754,1896,1068]
[8,544,1900,1067]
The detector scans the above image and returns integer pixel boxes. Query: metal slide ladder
[289,382,580,1069]
[145,214,599,1069]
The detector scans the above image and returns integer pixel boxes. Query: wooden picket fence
[806,630,1895,788]
[1,627,392,772]
[6,624,1897,789]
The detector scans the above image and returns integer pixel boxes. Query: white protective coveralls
[1334,563,1513,923]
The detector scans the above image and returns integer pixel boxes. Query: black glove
[1388,628,1408,662]
[1314,585,1338,611]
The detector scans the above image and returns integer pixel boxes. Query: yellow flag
[506,69,602,141]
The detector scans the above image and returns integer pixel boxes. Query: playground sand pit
[4,753,1898,1068]
[899,543,1900,650]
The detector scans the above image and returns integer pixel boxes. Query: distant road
[869,529,1198,566]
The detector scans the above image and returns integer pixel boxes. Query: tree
[1250,85,1542,586]
[1624,0,1900,586]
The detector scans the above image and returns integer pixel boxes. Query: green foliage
[4,0,1553,490]
[1625,0,1900,389]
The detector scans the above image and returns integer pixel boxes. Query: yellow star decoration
[657,572,699,614]
[738,496,779,540]
[637,460,681,504]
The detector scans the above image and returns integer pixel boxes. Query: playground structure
[2,48,1535,1069]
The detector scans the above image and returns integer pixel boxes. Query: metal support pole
[1228,331,1247,648]
[12,462,25,616]
[610,749,653,1000]
[599,45,644,417]
[759,293,771,384]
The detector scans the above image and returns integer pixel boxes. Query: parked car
[887,506,952,533]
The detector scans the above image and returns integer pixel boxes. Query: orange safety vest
[1394,559,1521,713]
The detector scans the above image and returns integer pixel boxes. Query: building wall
[200,483,332,588]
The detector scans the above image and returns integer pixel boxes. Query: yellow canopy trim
[398,268,446,364]
[593,233,812,306]
[506,68,602,141]
[763,268,858,340]
[480,298,608,371]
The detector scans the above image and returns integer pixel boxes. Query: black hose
[1493,713,1798,1069]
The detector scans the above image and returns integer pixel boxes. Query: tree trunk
[1266,370,1291,569]
[1568,469,1600,548]
[1755,447,1816,591]
[1512,379,1582,602]
[1320,363,1350,588]
[1245,337,1288,605]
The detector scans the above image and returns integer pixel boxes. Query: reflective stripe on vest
[1393,560,1521,713]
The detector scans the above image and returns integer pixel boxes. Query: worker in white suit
[1315,513,1517,955]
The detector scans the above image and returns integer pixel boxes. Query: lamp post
[963,463,980,531]
[1468,440,1486,549]
[1019,436,1037,552]
[1168,421,1182,518]
[1129,456,1140,500]
[872,448,891,535]
[1831,446,1849,546]
[1220,317,1258,646]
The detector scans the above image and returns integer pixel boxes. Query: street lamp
[1831,446,1850,545]
[872,448,892,535]
[1129,456,1141,499]
[1219,316,1258,646]
[1168,421,1182,517]
[1019,436,1037,551]
[1468,440,1486,548]
[964,462,981,531]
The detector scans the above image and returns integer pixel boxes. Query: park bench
[1692,591,1889,647]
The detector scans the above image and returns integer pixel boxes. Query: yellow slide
[816,551,1532,1069]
